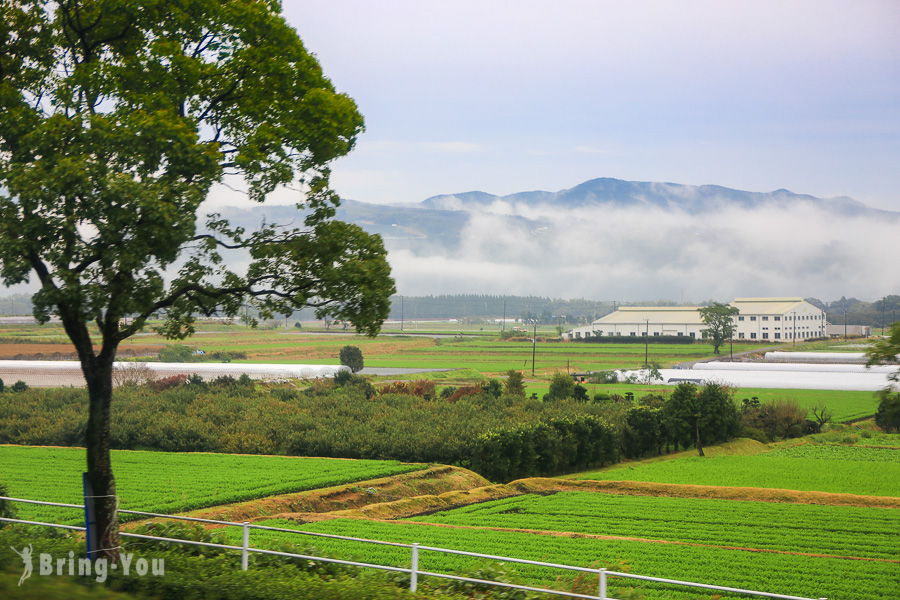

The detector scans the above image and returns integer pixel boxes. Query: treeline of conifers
[0,377,814,482]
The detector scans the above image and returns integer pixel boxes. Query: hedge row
[0,384,624,482]
[574,335,696,344]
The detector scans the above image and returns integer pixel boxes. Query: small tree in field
[699,303,740,355]
[504,370,526,397]
[546,372,575,401]
[339,345,365,373]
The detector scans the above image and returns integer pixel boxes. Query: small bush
[482,379,503,398]
[10,381,28,393]
[546,373,575,402]
[378,380,435,399]
[339,345,364,373]
[589,371,619,384]
[0,481,16,524]
[148,374,188,391]
[446,384,483,403]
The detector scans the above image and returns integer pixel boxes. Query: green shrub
[0,385,631,482]
[339,345,364,373]
[0,481,16,524]
[546,373,575,402]
[503,370,525,397]
[875,392,900,433]
[158,344,196,362]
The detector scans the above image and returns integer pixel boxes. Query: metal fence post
[82,473,98,560]
[598,568,607,599]
[241,521,250,571]
[410,543,419,592]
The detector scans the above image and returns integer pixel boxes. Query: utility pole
[400,295,404,331]
[644,319,649,366]
[502,300,506,332]
[532,320,537,376]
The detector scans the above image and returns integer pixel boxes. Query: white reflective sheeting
[694,362,896,374]
[619,367,894,391]
[0,361,348,388]
[764,351,869,364]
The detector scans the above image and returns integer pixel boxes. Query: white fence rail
[0,495,827,600]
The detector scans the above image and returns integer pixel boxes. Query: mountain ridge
[420,177,888,217]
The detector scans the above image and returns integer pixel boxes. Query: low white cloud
[421,141,484,153]
[574,146,610,154]
[385,201,900,303]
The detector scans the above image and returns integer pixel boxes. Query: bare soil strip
[174,467,897,532]
[278,477,900,523]
[175,465,489,524]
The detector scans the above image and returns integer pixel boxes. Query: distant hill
[207,177,900,302]
[422,177,895,218]
[214,177,897,256]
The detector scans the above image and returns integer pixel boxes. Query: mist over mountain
[422,178,892,218]
[214,177,900,303]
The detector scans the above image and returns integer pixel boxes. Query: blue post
[82,473,98,559]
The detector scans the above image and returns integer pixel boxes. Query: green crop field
[0,445,423,524]
[574,444,900,496]
[225,514,895,600]
[409,491,898,559]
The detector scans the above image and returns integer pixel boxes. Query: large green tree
[664,382,739,456]
[867,321,900,432]
[0,0,394,560]
[698,302,740,355]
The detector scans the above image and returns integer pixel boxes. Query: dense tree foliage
[808,295,900,329]
[384,294,616,324]
[662,382,739,456]
[874,394,900,433]
[698,302,740,355]
[503,370,526,397]
[545,372,575,402]
[868,322,900,432]
[0,0,393,559]
[339,345,364,373]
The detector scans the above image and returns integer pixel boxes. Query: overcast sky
[274,0,900,211]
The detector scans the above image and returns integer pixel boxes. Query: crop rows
[764,443,900,462]
[575,452,900,496]
[408,492,899,560]
[224,517,896,600]
[0,445,423,524]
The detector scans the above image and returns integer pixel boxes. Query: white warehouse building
[563,297,826,342]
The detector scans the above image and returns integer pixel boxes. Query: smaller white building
[563,297,826,342]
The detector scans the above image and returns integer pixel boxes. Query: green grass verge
[573,444,900,496]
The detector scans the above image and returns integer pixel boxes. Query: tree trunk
[695,419,705,457]
[83,358,120,562]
